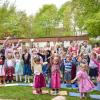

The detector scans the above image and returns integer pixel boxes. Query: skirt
[5,66,15,76]
[34,73,46,88]
[51,71,60,89]
[23,64,32,75]
[15,63,23,75]
[89,67,98,77]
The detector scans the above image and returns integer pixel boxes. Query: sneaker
[28,80,30,83]
[24,81,27,83]
[56,90,59,94]
[52,91,57,95]
[7,80,9,83]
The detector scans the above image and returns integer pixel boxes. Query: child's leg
[24,75,27,83]
[2,76,5,84]
[19,75,22,82]
[80,93,84,99]
[52,89,56,95]
[56,89,59,93]
[84,92,88,98]
[39,88,42,94]
[35,88,40,94]
[16,74,18,82]
[7,75,10,83]
[80,93,83,99]
[68,80,71,84]
[28,75,30,83]
[11,74,13,82]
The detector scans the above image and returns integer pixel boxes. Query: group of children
[0,37,100,99]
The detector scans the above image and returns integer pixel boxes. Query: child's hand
[71,80,74,83]
[43,62,48,65]
[6,36,10,39]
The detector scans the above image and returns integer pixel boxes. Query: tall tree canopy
[0,0,34,38]
[0,0,99,38]
[72,0,100,37]
[32,4,58,37]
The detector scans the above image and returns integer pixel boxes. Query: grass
[0,86,100,100]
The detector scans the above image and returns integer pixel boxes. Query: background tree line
[0,0,100,38]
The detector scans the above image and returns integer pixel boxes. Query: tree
[0,0,35,38]
[32,4,58,37]
[58,1,73,36]
[72,0,100,37]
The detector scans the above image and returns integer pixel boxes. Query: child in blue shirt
[63,55,72,87]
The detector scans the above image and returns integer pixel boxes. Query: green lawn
[0,86,100,100]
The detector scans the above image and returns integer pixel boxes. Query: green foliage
[72,0,100,37]
[0,0,34,38]
[89,38,100,46]
[0,1,74,38]
[0,0,99,38]
[32,4,58,37]
[58,2,73,36]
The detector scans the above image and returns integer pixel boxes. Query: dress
[5,59,15,80]
[76,70,95,93]
[51,64,60,89]
[33,64,46,88]
[15,59,23,75]
[22,53,32,75]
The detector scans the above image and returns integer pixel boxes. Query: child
[60,49,67,83]
[5,52,15,83]
[33,56,46,94]
[63,55,72,87]
[97,62,100,90]
[51,54,61,95]
[89,52,98,80]
[71,52,77,80]
[14,51,23,82]
[0,51,5,84]
[22,49,32,83]
[71,63,95,99]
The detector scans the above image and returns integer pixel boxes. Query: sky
[8,0,70,15]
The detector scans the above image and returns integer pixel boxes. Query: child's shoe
[28,80,30,83]
[52,91,57,95]
[7,80,9,83]
[39,89,42,94]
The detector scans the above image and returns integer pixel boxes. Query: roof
[0,35,89,43]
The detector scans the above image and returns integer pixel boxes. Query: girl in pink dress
[71,63,95,99]
[51,54,61,95]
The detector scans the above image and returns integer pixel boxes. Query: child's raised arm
[3,37,10,48]
[13,40,22,49]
